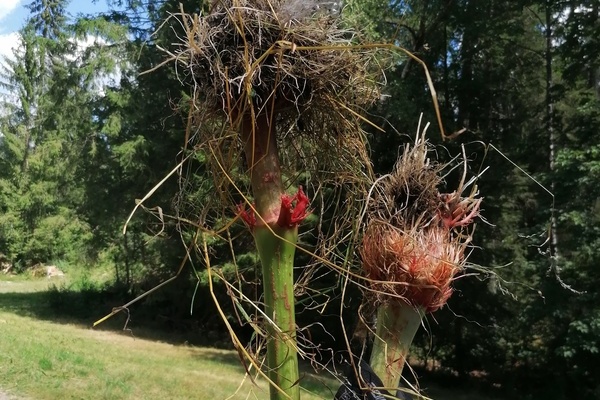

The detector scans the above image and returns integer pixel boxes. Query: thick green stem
[370,302,423,391]
[255,226,300,400]
[242,115,300,400]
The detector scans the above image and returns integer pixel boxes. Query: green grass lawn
[0,274,59,293]
[0,278,339,400]
[0,310,341,399]
[0,277,505,400]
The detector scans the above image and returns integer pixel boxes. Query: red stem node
[237,203,257,229]
[277,186,311,228]
[238,186,311,230]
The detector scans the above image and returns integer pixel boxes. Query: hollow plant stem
[242,115,300,400]
[370,301,423,391]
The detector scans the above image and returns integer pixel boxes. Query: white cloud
[0,31,20,61]
[0,0,21,21]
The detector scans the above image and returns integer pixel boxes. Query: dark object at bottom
[334,358,414,400]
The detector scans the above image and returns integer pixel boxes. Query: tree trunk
[546,1,560,272]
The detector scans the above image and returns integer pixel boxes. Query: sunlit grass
[0,274,337,400]
[0,309,338,400]
[0,275,506,400]
[0,275,61,293]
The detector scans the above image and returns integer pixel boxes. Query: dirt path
[0,390,20,400]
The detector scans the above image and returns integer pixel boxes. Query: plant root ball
[172,0,381,122]
[359,134,482,313]
[360,222,464,313]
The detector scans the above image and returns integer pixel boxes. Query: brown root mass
[164,1,386,322]
[360,134,481,312]
[370,136,444,228]
[167,0,384,234]
[361,222,464,313]
[171,0,381,122]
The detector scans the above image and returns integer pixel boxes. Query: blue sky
[0,0,109,59]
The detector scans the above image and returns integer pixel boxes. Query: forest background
[1,1,599,399]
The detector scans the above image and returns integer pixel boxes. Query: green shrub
[24,208,93,265]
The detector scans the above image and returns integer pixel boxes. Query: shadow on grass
[0,281,238,348]
[193,347,340,398]
[300,367,339,399]
[0,284,129,328]
[0,282,509,400]
[187,350,510,400]
[191,347,244,365]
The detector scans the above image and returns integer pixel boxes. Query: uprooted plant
[359,128,482,394]
[163,1,384,399]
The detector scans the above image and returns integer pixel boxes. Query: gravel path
[0,391,15,400]
[0,388,24,399]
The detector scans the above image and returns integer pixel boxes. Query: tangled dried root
[370,136,445,228]
[170,0,382,124]
[162,0,386,273]
[360,132,482,312]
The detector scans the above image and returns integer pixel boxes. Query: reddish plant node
[237,203,257,229]
[277,186,311,228]
[439,192,482,230]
